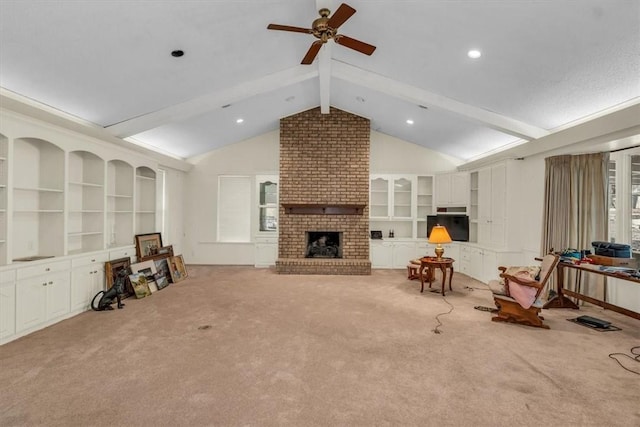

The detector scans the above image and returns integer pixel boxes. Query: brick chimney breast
[276,107,371,275]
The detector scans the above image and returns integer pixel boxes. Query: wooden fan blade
[301,41,323,64]
[267,24,313,34]
[326,3,356,30]
[334,35,376,55]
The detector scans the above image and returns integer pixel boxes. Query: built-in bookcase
[0,134,7,265]
[135,166,156,234]
[106,160,134,248]
[12,138,65,260]
[67,151,105,254]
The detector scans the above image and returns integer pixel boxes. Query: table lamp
[428,224,452,259]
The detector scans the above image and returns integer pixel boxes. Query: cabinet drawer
[17,260,71,280]
[71,253,109,268]
[109,246,136,261]
[0,269,16,284]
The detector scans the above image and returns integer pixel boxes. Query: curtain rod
[609,144,640,153]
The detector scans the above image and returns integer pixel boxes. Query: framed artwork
[128,272,152,299]
[157,245,174,257]
[154,257,172,284]
[135,232,163,261]
[131,260,158,293]
[168,255,188,283]
[154,272,169,290]
[104,257,134,298]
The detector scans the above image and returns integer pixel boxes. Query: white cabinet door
[71,266,102,311]
[480,249,497,284]
[477,163,507,248]
[71,267,91,311]
[450,173,470,206]
[0,281,16,340]
[435,174,451,206]
[435,172,469,207]
[370,241,393,268]
[16,277,47,332]
[469,247,484,281]
[370,176,390,218]
[255,243,277,267]
[392,242,417,268]
[46,271,71,320]
[16,271,70,333]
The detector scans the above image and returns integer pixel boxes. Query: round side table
[419,257,455,296]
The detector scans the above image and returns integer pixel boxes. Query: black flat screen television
[427,214,469,242]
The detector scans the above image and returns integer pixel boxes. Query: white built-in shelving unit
[369,174,434,240]
[416,175,434,239]
[67,151,105,255]
[106,160,134,248]
[0,110,162,346]
[0,134,7,265]
[12,138,65,261]
[135,166,157,234]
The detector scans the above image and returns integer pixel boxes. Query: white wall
[184,131,280,264]
[182,129,461,264]
[371,131,461,174]
[496,137,640,311]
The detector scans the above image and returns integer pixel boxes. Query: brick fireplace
[276,107,371,275]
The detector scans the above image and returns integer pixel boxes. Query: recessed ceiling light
[221,104,231,109]
[406,119,414,125]
[467,49,482,59]
[236,118,244,124]
[356,96,365,103]
[171,50,184,58]
[418,105,428,110]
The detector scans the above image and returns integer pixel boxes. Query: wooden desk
[419,257,454,296]
[544,262,640,320]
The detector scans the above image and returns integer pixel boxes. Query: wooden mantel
[282,204,365,215]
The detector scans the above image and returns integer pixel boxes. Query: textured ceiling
[1,0,638,161]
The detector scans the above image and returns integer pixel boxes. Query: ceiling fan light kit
[267,3,376,65]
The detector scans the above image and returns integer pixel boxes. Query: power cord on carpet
[608,346,640,375]
[432,294,454,334]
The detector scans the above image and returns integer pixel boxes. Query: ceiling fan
[267,3,376,64]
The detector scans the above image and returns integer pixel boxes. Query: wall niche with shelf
[135,166,156,234]
[67,151,105,254]
[12,138,65,260]
[106,160,134,248]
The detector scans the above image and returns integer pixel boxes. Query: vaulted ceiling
[1,0,638,162]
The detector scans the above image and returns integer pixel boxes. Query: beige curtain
[541,152,609,295]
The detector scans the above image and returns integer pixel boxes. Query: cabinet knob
[48,281,53,285]
[42,282,47,286]
[91,259,95,262]
[94,270,98,274]
[45,268,50,271]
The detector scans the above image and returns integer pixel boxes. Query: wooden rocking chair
[488,254,560,329]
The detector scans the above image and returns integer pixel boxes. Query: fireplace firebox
[305,232,342,258]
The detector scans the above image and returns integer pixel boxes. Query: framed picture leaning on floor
[168,255,188,283]
[135,232,163,261]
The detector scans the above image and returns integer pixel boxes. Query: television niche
[427,215,469,242]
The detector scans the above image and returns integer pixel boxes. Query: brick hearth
[276,107,371,275]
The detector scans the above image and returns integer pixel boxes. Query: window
[218,176,251,242]
[608,161,616,243]
[632,155,640,252]
[257,176,278,233]
[608,148,640,255]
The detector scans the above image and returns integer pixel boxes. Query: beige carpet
[1,266,638,427]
